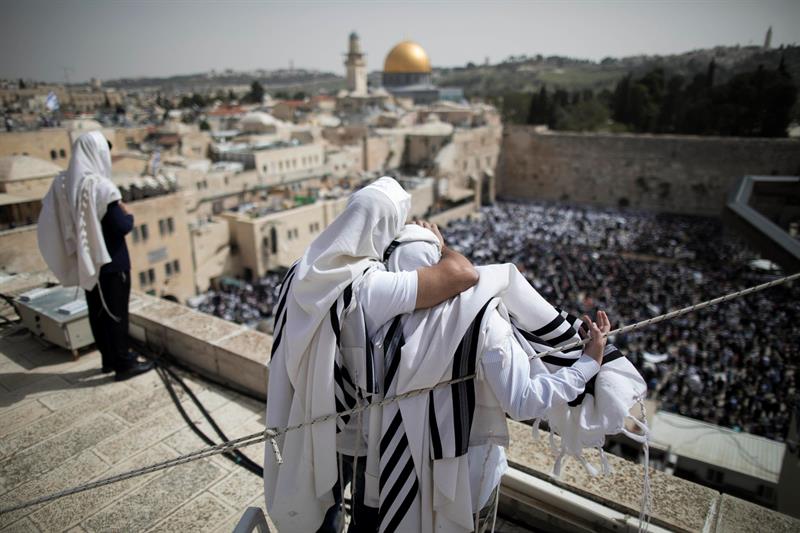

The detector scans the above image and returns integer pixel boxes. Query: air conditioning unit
[15,286,94,359]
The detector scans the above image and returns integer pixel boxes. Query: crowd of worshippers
[195,272,283,326]
[197,200,798,441]
[441,202,799,442]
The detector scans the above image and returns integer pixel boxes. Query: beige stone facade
[0,127,150,167]
[221,179,434,279]
[498,126,800,215]
[126,192,194,302]
[190,218,237,293]
[0,226,46,274]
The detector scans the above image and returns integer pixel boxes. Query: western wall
[497,126,800,215]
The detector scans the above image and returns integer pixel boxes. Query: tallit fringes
[530,419,541,441]
[578,455,599,477]
[599,447,613,475]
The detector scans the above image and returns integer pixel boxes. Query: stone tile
[0,517,39,532]
[211,494,275,533]
[167,313,241,344]
[36,378,131,412]
[94,407,186,465]
[108,385,180,425]
[0,414,124,495]
[0,450,108,529]
[0,401,52,438]
[81,458,225,532]
[209,469,265,510]
[506,421,718,532]
[0,386,133,459]
[29,445,176,532]
[714,494,800,532]
[122,365,167,393]
[0,372,48,392]
[0,375,74,409]
[147,492,233,533]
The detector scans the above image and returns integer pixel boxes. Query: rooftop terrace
[0,275,798,532]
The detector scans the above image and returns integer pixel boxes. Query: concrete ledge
[124,290,798,532]
[503,420,799,533]
[129,292,270,399]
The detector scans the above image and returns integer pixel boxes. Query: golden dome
[384,41,431,73]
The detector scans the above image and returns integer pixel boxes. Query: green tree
[247,81,265,103]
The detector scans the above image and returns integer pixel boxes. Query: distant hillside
[104,68,344,94]
[434,45,800,96]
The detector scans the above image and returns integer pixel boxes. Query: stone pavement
[0,323,531,533]
[0,321,274,533]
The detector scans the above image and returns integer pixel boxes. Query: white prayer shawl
[371,229,648,531]
[264,177,411,532]
[37,131,120,291]
[519,316,648,477]
[371,254,584,532]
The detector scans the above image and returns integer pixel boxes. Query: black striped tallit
[378,315,418,533]
[378,302,490,532]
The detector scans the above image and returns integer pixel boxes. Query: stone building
[0,155,62,229]
[122,186,194,302]
[0,125,149,165]
[344,32,368,96]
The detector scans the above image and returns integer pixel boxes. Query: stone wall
[498,126,800,215]
[0,226,45,274]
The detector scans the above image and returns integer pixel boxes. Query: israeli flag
[45,91,59,111]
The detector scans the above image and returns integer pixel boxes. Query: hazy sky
[2,0,799,83]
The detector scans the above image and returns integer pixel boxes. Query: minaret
[764,26,772,49]
[345,32,367,95]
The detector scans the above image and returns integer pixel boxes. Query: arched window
[50,150,57,160]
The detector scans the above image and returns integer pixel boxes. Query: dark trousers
[85,270,134,371]
[317,455,379,533]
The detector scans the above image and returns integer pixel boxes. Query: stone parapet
[128,292,270,399]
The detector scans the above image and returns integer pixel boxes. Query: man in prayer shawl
[264,177,480,533]
[364,225,608,533]
[37,131,153,381]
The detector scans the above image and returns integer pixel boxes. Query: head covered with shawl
[37,130,121,290]
[265,177,412,531]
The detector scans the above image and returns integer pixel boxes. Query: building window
[139,271,147,286]
[173,259,180,273]
[131,226,140,243]
[287,229,292,240]
[59,149,66,158]
[165,262,172,276]
[50,149,57,160]
[147,268,155,284]
[167,217,175,233]
[158,219,166,236]
[140,224,149,241]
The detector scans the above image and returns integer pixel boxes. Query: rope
[1,271,796,516]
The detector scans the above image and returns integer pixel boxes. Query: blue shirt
[100,201,133,273]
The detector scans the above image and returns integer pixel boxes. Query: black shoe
[101,366,114,374]
[114,360,154,382]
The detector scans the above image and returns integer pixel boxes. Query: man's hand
[582,310,610,365]
[413,219,445,249]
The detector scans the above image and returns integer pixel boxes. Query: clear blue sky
[1,0,798,83]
